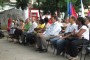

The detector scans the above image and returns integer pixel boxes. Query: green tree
[16,0,29,10]
[0,0,9,9]
[33,0,78,16]
[33,0,90,16]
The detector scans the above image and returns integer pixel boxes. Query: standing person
[7,18,12,32]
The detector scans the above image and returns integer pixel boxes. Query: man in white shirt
[27,17,38,33]
[36,16,61,52]
[50,16,78,55]
[23,17,38,45]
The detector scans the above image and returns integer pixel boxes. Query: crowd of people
[7,15,90,60]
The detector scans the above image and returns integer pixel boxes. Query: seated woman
[13,19,25,42]
[67,17,89,60]
[85,16,90,29]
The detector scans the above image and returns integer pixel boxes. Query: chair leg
[7,36,8,40]
[46,41,49,51]
[53,47,56,54]
[84,53,87,60]
[80,50,83,60]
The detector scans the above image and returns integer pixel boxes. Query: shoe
[35,48,42,51]
[67,56,78,60]
[71,56,78,60]
[39,49,47,53]
[56,50,60,55]
[14,39,19,44]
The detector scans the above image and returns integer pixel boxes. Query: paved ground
[0,37,90,60]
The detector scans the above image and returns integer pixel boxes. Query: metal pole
[37,0,42,20]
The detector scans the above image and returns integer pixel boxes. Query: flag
[68,2,77,18]
[81,0,85,17]
[88,10,90,16]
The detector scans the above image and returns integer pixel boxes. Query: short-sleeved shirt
[37,23,45,29]
[43,21,61,36]
[65,23,78,33]
[87,23,90,29]
[79,25,89,40]
[27,22,38,33]
[24,23,31,32]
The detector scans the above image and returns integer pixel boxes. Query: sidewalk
[0,37,90,60]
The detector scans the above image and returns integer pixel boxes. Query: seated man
[25,17,38,45]
[50,16,78,55]
[36,15,62,52]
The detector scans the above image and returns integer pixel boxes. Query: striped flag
[68,2,77,18]
[81,0,85,17]
[88,10,90,16]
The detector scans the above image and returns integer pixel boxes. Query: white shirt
[65,23,78,33]
[45,23,51,29]
[58,22,63,27]
[79,25,89,40]
[87,23,90,29]
[10,22,14,28]
[43,21,61,36]
[27,22,38,33]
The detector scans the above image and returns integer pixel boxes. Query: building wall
[0,8,24,30]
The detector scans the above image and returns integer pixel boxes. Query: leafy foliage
[0,0,9,9]
[16,0,29,10]
[33,0,90,15]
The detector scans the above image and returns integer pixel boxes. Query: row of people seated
[8,16,52,44]
[49,16,90,60]
[21,17,45,45]
[7,18,32,42]
[7,15,90,60]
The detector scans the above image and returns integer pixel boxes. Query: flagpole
[67,0,69,17]
[81,0,85,17]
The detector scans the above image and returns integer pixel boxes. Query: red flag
[68,2,78,18]
[71,5,78,18]
[88,10,90,16]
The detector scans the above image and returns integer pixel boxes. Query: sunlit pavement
[0,36,90,60]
